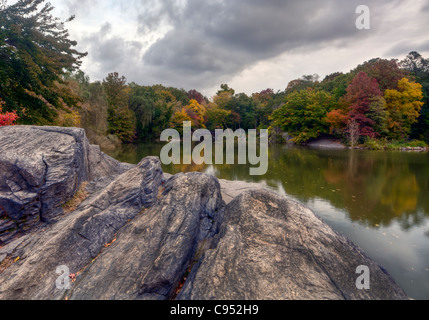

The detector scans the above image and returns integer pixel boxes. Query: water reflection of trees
[264,147,429,229]
[105,143,429,229]
[209,146,429,229]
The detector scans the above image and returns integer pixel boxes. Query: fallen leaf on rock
[104,235,117,248]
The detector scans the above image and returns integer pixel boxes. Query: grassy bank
[363,138,428,151]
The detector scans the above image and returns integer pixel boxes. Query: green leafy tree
[232,93,255,130]
[286,74,319,95]
[79,80,109,142]
[217,84,235,96]
[0,0,86,124]
[205,104,232,130]
[102,72,136,142]
[367,96,389,136]
[318,72,354,99]
[252,89,277,128]
[272,89,336,144]
[129,83,156,140]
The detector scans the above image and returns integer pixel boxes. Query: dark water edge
[104,143,429,300]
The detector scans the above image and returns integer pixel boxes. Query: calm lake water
[105,143,429,300]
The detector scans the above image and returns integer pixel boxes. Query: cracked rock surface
[177,189,408,300]
[67,173,223,300]
[0,156,164,300]
[0,126,131,244]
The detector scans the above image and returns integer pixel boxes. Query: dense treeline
[66,51,429,148]
[1,1,428,149]
[272,54,429,146]
[52,71,289,148]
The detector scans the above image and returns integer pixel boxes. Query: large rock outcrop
[0,156,164,300]
[0,126,409,300]
[67,173,223,300]
[177,190,408,300]
[0,126,131,244]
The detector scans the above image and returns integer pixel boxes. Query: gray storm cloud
[138,0,384,88]
[58,0,429,93]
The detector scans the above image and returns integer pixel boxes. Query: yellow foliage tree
[56,109,81,128]
[183,99,207,128]
[384,78,424,139]
[213,91,233,110]
[171,108,192,134]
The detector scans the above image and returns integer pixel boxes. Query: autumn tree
[187,89,206,105]
[354,58,409,91]
[0,0,86,124]
[213,87,234,110]
[170,108,192,134]
[345,119,360,148]
[326,108,349,135]
[182,99,206,128]
[384,78,424,139]
[400,51,429,141]
[327,72,384,139]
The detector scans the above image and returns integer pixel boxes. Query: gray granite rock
[177,189,408,300]
[0,157,164,300]
[67,172,223,300]
[0,126,131,245]
[218,179,268,204]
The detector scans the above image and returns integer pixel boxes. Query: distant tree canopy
[59,53,429,146]
[0,0,86,124]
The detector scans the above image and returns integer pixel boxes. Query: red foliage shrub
[0,100,19,127]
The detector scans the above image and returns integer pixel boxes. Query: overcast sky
[50,0,429,97]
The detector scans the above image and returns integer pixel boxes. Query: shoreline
[107,138,429,153]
